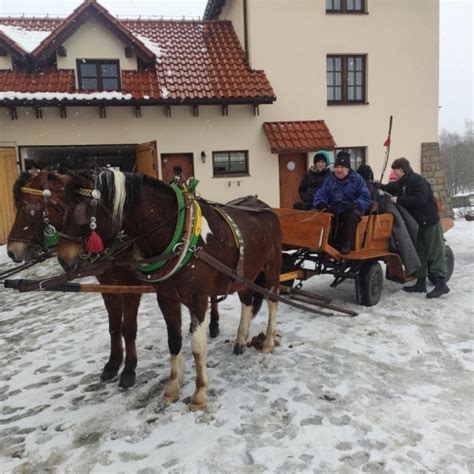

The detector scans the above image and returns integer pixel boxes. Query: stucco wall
[0,55,12,69]
[0,104,281,205]
[221,0,439,178]
[57,17,138,85]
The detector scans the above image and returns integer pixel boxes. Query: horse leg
[99,292,123,381]
[233,295,253,355]
[119,294,141,389]
[158,297,184,404]
[209,297,220,338]
[262,299,278,353]
[190,300,210,411]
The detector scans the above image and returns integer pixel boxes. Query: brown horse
[6,170,220,389]
[57,169,282,410]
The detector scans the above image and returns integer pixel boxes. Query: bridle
[8,184,64,250]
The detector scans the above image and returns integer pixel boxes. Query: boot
[403,277,427,293]
[426,277,450,299]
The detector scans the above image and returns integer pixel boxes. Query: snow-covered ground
[0,220,473,473]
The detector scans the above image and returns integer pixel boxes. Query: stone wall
[421,142,454,218]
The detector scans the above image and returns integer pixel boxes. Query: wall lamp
[200,151,207,163]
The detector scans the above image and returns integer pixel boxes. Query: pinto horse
[6,170,220,389]
[57,170,282,410]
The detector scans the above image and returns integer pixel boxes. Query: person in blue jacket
[313,151,371,254]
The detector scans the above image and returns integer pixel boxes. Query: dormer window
[77,59,120,91]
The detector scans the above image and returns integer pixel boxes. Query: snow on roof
[0,24,52,53]
[0,91,132,101]
[135,34,164,62]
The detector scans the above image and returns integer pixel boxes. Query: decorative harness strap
[17,186,61,248]
[214,206,245,280]
[134,184,202,282]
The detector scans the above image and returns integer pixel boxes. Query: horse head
[57,169,137,272]
[7,170,70,262]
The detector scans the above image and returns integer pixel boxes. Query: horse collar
[135,184,201,282]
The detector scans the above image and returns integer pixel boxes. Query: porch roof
[263,121,336,153]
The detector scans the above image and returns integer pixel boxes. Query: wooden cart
[276,209,454,306]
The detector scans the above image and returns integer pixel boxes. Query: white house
[0,0,439,243]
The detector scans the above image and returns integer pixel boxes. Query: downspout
[243,0,249,65]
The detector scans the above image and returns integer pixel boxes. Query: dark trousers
[331,208,361,250]
[415,222,447,279]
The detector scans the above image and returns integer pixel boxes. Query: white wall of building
[0,0,439,207]
[57,17,138,87]
[0,104,279,204]
[221,0,439,176]
[0,54,12,69]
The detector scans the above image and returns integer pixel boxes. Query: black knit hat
[313,150,330,165]
[335,151,351,169]
[357,164,374,181]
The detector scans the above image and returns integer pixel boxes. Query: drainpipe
[243,0,249,65]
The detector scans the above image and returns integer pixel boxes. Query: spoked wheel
[428,244,454,284]
[357,260,384,306]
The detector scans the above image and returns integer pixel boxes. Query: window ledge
[326,11,369,15]
[213,173,250,179]
[327,102,369,106]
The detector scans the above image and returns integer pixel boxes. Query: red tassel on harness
[86,230,104,254]
[384,136,391,147]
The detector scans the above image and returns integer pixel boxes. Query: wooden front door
[0,147,19,244]
[161,153,194,184]
[136,141,158,178]
[278,153,307,208]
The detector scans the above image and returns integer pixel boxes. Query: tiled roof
[263,121,336,153]
[0,69,75,93]
[0,1,275,104]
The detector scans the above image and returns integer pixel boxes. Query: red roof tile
[0,69,75,93]
[263,121,336,153]
[0,3,275,104]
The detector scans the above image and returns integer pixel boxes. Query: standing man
[314,151,371,254]
[293,150,331,210]
[384,157,449,298]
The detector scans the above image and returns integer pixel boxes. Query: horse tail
[251,272,266,317]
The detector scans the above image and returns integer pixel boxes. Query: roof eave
[0,96,276,107]
[31,2,156,64]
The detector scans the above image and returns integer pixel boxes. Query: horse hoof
[163,394,178,404]
[261,345,274,354]
[233,344,245,355]
[209,326,220,338]
[100,366,119,381]
[119,371,136,389]
[189,401,207,412]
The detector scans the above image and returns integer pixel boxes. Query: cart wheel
[358,261,383,306]
[428,245,454,284]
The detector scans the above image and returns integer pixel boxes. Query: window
[77,60,120,91]
[330,147,366,170]
[212,150,249,176]
[327,55,366,104]
[326,0,366,13]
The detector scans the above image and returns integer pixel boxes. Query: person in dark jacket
[293,150,331,210]
[357,164,377,210]
[314,151,371,254]
[383,157,449,298]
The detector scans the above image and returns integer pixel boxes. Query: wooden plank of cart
[276,209,454,307]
